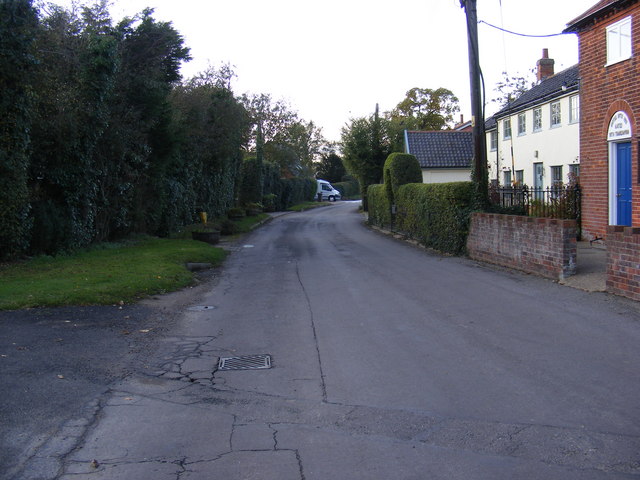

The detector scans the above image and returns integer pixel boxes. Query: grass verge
[0,237,227,310]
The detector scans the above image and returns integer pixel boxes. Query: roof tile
[405,131,473,169]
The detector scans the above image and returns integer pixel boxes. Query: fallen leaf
[139,329,150,333]
[124,397,134,401]
[57,375,64,379]
[1,355,7,358]
[91,459,100,469]
[121,330,130,335]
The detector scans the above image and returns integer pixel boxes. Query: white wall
[486,92,580,187]
[421,169,472,184]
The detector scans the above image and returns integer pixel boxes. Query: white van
[316,179,341,202]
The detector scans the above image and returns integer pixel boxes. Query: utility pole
[460,0,488,206]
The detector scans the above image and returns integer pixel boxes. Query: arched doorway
[608,111,632,226]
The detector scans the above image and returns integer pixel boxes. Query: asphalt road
[2,201,640,479]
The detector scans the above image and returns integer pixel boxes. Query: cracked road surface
[3,201,640,479]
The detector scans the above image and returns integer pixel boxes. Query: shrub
[227,207,246,219]
[244,202,263,216]
[367,184,391,227]
[262,193,277,212]
[219,218,239,235]
[333,179,360,199]
[383,153,422,205]
[278,177,316,210]
[368,181,476,256]
[239,157,263,205]
[395,182,475,255]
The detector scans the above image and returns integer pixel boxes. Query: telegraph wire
[478,20,568,38]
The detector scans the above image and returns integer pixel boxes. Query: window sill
[605,56,632,68]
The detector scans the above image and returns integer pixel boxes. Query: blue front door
[616,142,632,226]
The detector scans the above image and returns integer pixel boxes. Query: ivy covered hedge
[260,162,315,210]
[368,181,476,255]
[0,1,318,261]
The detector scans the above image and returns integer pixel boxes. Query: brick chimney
[536,48,555,81]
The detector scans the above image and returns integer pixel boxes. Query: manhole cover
[218,354,272,371]
[187,305,217,311]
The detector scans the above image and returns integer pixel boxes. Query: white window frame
[551,165,563,187]
[515,169,524,186]
[606,16,632,66]
[490,130,497,151]
[569,95,580,124]
[533,107,542,132]
[503,118,512,140]
[550,101,561,128]
[503,170,512,186]
[517,113,526,136]
[569,164,580,182]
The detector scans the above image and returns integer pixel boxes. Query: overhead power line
[478,20,568,38]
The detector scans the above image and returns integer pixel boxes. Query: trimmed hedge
[367,184,391,227]
[333,179,360,199]
[368,181,475,255]
[257,162,315,211]
[383,153,422,205]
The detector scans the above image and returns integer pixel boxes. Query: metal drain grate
[218,354,272,371]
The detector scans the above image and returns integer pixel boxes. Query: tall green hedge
[0,0,38,260]
[383,153,422,205]
[259,161,315,211]
[333,179,360,199]
[240,156,263,205]
[368,181,475,255]
[367,184,391,227]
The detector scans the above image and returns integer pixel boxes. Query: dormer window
[606,16,632,65]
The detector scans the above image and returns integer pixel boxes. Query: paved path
[5,202,640,479]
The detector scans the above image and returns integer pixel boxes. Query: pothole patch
[218,354,272,371]
[187,305,217,311]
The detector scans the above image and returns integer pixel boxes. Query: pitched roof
[485,115,497,130]
[491,64,579,120]
[404,130,473,169]
[564,0,635,32]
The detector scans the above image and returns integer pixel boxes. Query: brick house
[565,0,640,240]
[484,51,580,189]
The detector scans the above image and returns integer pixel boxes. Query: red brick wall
[606,225,640,300]
[467,213,577,280]
[578,4,640,240]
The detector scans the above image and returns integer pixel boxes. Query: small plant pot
[191,230,220,245]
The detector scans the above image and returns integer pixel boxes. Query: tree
[385,87,460,151]
[240,93,298,147]
[276,120,325,177]
[341,105,392,210]
[0,0,38,259]
[491,70,536,108]
[170,71,250,223]
[316,153,346,183]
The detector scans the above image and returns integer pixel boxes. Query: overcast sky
[50,0,596,142]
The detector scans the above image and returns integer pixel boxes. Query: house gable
[404,131,473,169]
[563,0,640,239]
